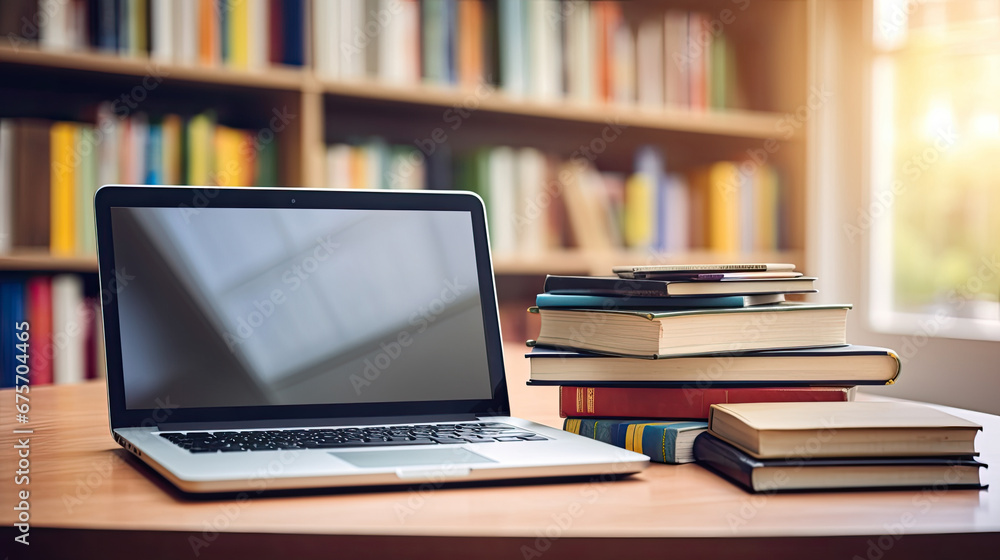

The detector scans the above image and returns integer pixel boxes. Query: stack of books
[694,402,986,493]
[526,263,902,466]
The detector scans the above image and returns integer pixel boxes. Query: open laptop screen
[110,206,494,410]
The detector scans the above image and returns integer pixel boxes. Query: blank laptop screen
[110,206,494,410]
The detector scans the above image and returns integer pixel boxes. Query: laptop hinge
[154,413,480,432]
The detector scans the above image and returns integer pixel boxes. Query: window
[868,0,1000,340]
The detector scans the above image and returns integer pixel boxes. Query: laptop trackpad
[330,447,496,469]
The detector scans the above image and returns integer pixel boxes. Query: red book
[83,298,97,380]
[26,276,53,385]
[687,12,709,112]
[269,0,284,65]
[559,386,856,420]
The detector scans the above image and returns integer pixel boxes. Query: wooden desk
[2,343,998,559]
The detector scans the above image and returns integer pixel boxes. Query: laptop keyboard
[159,422,548,453]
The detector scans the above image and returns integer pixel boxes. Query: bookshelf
[0,0,813,366]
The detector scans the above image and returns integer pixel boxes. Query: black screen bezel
[95,186,511,428]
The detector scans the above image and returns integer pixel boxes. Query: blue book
[634,146,665,251]
[498,0,525,94]
[443,0,457,84]
[564,418,708,464]
[145,123,163,184]
[219,0,228,64]
[535,293,767,309]
[1,281,27,388]
[282,0,305,66]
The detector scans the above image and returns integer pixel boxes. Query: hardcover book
[534,293,784,309]
[694,432,986,493]
[708,402,982,459]
[558,386,856,419]
[529,302,850,358]
[543,274,817,297]
[526,345,898,385]
[564,418,707,464]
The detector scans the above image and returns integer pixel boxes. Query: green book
[710,31,728,110]
[75,124,99,255]
[565,418,708,464]
[531,302,851,358]
[422,0,449,84]
[255,135,279,187]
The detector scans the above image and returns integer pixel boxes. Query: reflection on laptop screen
[110,207,493,410]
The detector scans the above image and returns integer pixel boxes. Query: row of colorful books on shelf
[318,0,742,111]
[1,0,306,67]
[626,147,784,254]
[0,274,104,387]
[520,263,988,492]
[0,109,279,256]
[322,139,785,256]
[2,0,743,112]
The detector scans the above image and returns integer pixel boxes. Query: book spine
[27,276,54,386]
[625,422,678,463]
[50,122,77,256]
[692,432,756,492]
[1,281,26,388]
[51,274,85,385]
[558,386,854,419]
[565,418,701,464]
[0,120,12,254]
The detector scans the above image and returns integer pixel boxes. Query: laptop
[94,185,648,493]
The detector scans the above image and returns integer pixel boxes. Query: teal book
[534,293,782,309]
[564,418,707,464]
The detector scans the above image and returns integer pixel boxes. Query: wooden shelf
[0,46,307,91]
[0,252,99,273]
[493,249,805,276]
[0,46,796,141]
[0,250,804,277]
[322,79,797,140]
